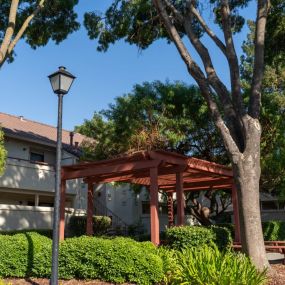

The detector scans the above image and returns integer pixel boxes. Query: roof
[0,112,87,156]
[62,150,233,191]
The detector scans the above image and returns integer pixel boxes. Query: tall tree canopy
[83,0,270,269]
[76,81,226,163]
[0,0,80,67]
[76,81,230,225]
[264,0,285,66]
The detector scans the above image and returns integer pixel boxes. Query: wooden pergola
[59,150,240,245]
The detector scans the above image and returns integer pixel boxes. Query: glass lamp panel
[49,74,60,93]
[60,74,74,93]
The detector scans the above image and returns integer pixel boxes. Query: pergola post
[176,172,184,226]
[232,184,241,242]
[167,192,174,227]
[150,167,160,245]
[59,179,66,241]
[86,181,94,236]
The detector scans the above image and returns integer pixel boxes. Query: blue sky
[0,0,255,131]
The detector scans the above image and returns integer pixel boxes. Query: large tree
[241,21,285,198]
[83,0,270,269]
[76,81,226,162]
[77,81,230,225]
[0,0,80,68]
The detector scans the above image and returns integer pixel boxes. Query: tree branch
[163,0,183,23]
[0,0,20,63]
[249,0,270,118]
[189,2,227,55]
[220,0,245,116]
[152,0,241,157]
[0,0,45,68]
[7,0,45,58]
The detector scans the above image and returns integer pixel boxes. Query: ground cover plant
[158,245,267,285]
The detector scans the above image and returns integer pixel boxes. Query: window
[30,150,44,163]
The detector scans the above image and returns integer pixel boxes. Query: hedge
[263,220,285,240]
[165,225,232,250]
[217,221,285,241]
[68,215,111,237]
[0,232,164,284]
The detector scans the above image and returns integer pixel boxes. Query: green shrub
[263,220,285,240]
[0,232,164,284]
[169,245,267,285]
[59,236,163,284]
[68,215,111,237]
[0,232,51,278]
[165,225,232,250]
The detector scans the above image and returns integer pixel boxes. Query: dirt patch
[268,264,285,285]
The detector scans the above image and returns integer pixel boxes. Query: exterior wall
[0,137,87,212]
[261,211,285,222]
[0,204,74,231]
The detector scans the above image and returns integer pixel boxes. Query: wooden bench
[232,242,285,264]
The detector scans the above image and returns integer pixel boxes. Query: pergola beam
[62,159,161,180]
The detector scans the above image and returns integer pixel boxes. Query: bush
[165,225,232,250]
[68,215,111,237]
[0,232,51,278]
[217,221,285,241]
[59,236,163,284]
[0,232,164,284]
[169,245,267,285]
[263,220,285,240]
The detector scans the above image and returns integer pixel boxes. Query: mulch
[4,264,285,284]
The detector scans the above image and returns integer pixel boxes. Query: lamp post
[48,66,75,285]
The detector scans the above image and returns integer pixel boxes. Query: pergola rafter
[59,150,240,244]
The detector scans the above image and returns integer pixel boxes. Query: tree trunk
[231,117,269,269]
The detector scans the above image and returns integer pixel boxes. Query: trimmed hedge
[263,220,285,241]
[217,221,285,241]
[0,232,164,284]
[165,225,232,250]
[68,215,111,237]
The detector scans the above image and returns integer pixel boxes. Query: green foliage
[265,0,285,66]
[0,128,7,176]
[0,232,52,278]
[76,81,227,164]
[169,245,267,285]
[241,21,285,197]
[165,225,232,251]
[0,232,164,284]
[59,236,163,284]
[0,0,80,63]
[83,0,249,52]
[263,221,285,241]
[68,215,112,237]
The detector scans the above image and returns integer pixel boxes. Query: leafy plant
[263,220,285,241]
[165,225,232,251]
[170,245,267,285]
[68,215,111,237]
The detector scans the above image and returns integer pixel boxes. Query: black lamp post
[48,66,75,285]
